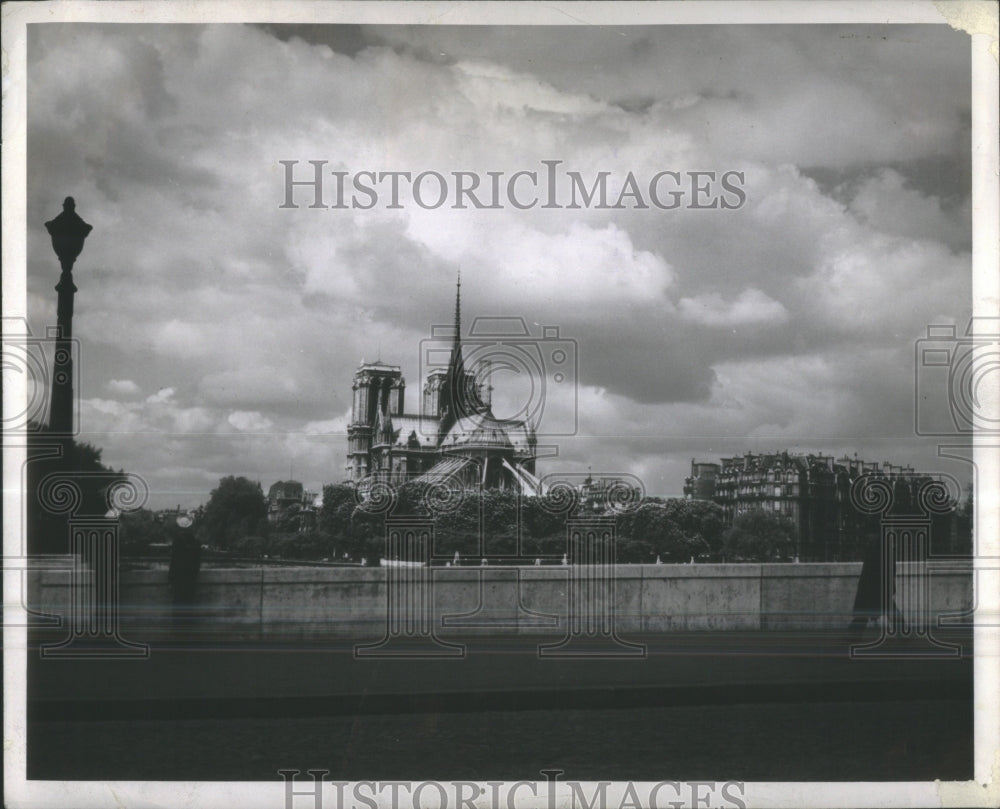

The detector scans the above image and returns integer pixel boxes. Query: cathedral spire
[439,270,487,441]
[449,270,464,383]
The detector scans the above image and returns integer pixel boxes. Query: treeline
[323,483,800,563]
[120,476,811,564]
[26,431,971,563]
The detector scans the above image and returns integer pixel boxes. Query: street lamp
[44,196,91,434]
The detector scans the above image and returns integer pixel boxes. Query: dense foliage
[119,508,187,553]
[303,486,729,565]
[196,476,268,550]
[26,425,126,554]
[721,510,798,562]
[616,498,725,562]
[113,473,974,565]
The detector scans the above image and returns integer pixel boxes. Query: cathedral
[346,278,541,493]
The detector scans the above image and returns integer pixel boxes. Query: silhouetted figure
[849,533,901,634]
[169,521,201,625]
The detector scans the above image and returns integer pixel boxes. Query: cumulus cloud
[107,379,141,396]
[81,393,218,436]
[678,289,788,327]
[145,387,175,405]
[846,168,971,253]
[227,410,275,433]
[24,22,972,506]
[452,59,610,117]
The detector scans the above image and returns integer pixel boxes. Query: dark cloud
[611,96,655,114]
[256,23,373,57]
[22,22,974,507]
[804,155,972,219]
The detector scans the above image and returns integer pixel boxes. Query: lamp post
[44,196,91,434]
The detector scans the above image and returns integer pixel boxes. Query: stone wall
[27,560,973,641]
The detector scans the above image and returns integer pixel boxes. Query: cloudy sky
[25,22,973,508]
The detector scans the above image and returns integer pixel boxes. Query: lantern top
[45,197,92,272]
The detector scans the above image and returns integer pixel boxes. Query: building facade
[684,452,955,561]
[266,479,319,531]
[346,278,540,493]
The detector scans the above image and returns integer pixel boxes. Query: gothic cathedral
[346,277,540,492]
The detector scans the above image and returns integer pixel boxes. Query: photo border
[3,2,998,807]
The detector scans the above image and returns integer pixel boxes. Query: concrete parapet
[27,559,974,641]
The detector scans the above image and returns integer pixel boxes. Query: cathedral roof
[499,419,535,452]
[391,414,440,447]
[412,455,473,486]
[442,412,515,451]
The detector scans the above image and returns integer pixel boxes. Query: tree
[722,510,797,562]
[953,485,973,556]
[118,508,175,554]
[26,426,127,555]
[615,537,655,563]
[318,483,357,551]
[615,498,721,563]
[271,503,295,532]
[347,501,387,561]
[196,476,267,550]
[281,530,334,561]
[661,499,726,558]
[616,501,663,545]
[521,496,565,544]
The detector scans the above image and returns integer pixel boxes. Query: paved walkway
[24,627,974,782]
[27,626,973,707]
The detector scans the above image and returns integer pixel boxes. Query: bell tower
[346,360,404,481]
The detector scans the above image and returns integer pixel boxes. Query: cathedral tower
[346,361,404,480]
